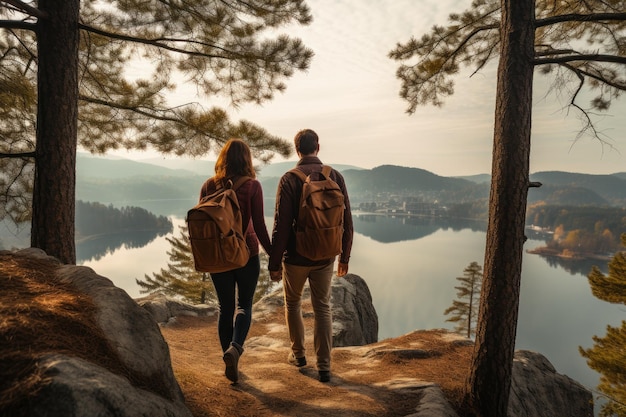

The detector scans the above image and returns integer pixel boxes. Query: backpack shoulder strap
[321,165,332,179]
[288,168,308,183]
[203,176,250,202]
[230,176,252,191]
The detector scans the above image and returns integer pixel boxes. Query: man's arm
[337,171,353,266]
[268,174,296,277]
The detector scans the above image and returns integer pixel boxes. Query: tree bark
[465,0,536,416]
[31,0,80,264]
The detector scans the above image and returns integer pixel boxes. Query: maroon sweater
[199,177,271,257]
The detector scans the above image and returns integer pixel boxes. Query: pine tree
[444,261,483,338]
[390,2,625,415]
[136,224,277,305]
[0,1,313,263]
[136,225,213,304]
[587,233,626,305]
[580,233,626,417]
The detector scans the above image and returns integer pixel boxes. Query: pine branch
[77,22,234,59]
[78,94,183,123]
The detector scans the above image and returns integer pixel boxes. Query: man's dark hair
[294,129,319,155]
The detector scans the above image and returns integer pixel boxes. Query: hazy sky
[117,0,626,176]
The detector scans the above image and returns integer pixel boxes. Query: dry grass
[1,252,472,416]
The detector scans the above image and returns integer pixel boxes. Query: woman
[199,138,271,384]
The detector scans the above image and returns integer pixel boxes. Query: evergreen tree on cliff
[137,225,275,304]
[390,1,626,415]
[580,233,626,417]
[444,261,483,338]
[0,0,313,264]
[137,225,212,304]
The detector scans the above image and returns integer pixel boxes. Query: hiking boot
[287,352,307,367]
[318,370,331,383]
[223,344,240,383]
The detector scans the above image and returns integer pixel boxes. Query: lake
[2,205,621,413]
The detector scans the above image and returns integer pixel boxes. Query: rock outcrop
[509,350,593,417]
[1,248,594,417]
[246,273,379,347]
[1,248,192,417]
[331,273,379,346]
[136,293,218,324]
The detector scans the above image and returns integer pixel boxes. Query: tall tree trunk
[31,0,80,264]
[465,0,535,416]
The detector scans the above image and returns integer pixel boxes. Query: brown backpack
[186,176,251,273]
[289,165,345,261]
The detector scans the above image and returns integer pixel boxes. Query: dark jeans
[210,254,260,353]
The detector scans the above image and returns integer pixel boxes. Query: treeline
[526,204,626,254]
[76,200,173,238]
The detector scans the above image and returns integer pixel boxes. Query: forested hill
[76,153,201,179]
[341,165,472,193]
[529,171,626,204]
[454,171,626,207]
[75,200,172,238]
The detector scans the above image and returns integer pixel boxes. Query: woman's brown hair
[214,138,256,181]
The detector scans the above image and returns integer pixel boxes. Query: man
[269,128,354,383]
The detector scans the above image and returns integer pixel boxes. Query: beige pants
[282,261,334,372]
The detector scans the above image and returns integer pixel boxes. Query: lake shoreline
[526,246,612,262]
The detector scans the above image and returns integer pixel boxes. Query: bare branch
[0,19,36,30]
[534,53,626,66]
[557,63,617,148]
[0,151,36,158]
[0,0,47,19]
[572,66,626,91]
[536,12,626,28]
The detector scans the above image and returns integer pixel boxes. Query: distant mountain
[138,157,215,176]
[91,155,362,179]
[530,171,626,205]
[528,185,608,206]
[454,174,491,184]
[77,153,200,179]
[612,172,626,180]
[342,165,473,195]
[256,161,364,178]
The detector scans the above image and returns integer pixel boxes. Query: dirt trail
[161,299,471,417]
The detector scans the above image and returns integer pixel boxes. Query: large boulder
[3,248,192,417]
[331,273,379,346]
[509,350,593,417]
[136,293,218,324]
[252,273,379,347]
[29,354,192,417]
